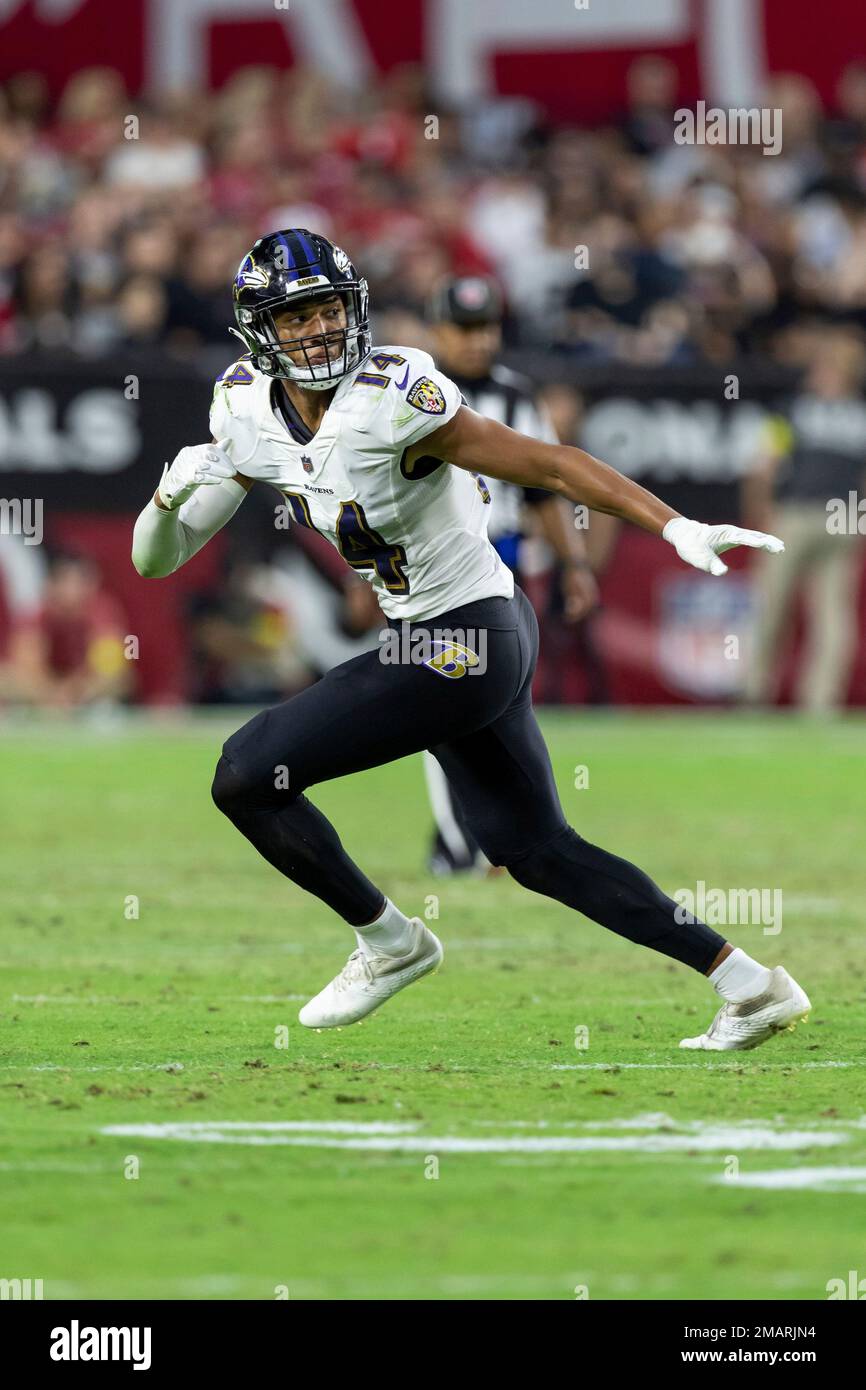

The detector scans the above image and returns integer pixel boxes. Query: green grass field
[1,710,864,1301]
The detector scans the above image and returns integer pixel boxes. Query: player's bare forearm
[547,444,677,535]
[425,406,678,537]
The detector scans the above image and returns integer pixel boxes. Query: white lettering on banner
[430,0,690,104]
[147,0,374,91]
[0,390,139,473]
[790,399,866,453]
[0,0,771,119]
[701,0,767,110]
[581,399,770,483]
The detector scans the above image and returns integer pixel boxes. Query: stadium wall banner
[0,353,797,512]
[1,354,863,706]
[514,357,866,707]
[0,0,861,121]
[0,354,217,704]
[541,359,800,521]
[0,353,213,511]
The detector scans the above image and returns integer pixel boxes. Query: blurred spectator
[53,68,128,167]
[164,224,244,347]
[0,532,46,652]
[828,60,866,160]
[103,104,205,191]
[743,328,866,711]
[0,212,26,348]
[621,55,680,158]
[0,551,131,708]
[190,551,327,702]
[115,274,169,346]
[13,242,77,350]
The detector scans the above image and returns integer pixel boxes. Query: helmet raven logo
[236,258,270,292]
[332,245,352,275]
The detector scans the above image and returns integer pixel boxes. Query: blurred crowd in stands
[1,56,866,714]
[4,56,866,364]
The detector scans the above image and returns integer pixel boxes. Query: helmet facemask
[232,282,370,390]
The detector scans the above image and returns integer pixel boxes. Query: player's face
[435,320,501,378]
[272,295,348,367]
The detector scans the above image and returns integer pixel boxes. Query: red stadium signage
[0,0,861,119]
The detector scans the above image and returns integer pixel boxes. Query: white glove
[663,517,784,576]
[157,438,235,510]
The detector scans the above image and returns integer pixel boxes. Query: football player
[132,229,810,1049]
[423,273,598,875]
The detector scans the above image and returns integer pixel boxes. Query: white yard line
[104,1120,418,1136]
[477,1114,865,1131]
[98,1120,848,1153]
[711,1166,866,1192]
[0,1062,187,1073]
[11,994,307,1005]
[552,1061,860,1070]
[43,1265,820,1300]
[2,1057,861,1074]
[232,995,307,1002]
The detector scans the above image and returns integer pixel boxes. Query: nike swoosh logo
[396,364,411,390]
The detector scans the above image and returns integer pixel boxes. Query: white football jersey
[209,345,514,621]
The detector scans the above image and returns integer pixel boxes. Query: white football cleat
[299,919,443,1029]
[679,966,811,1052]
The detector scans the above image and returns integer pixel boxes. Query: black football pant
[211,588,726,972]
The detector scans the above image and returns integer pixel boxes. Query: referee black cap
[428,275,504,326]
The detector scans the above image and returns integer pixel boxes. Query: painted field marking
[11,994,307,1005]
[478,1113,865,1132]
[0,1062,187,1074]
[42,1265,819,1300]
[552,1061,859,1070]
[2,1058,862,1074]
[99,1119,848,1153]
[232,995,307,1002]
[105,1120,417,1136]
[711,1166,866,1192]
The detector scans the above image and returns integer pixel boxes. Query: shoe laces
[708,1001,755,1040]
[335,949,374,992]
[707,1003,732,1037]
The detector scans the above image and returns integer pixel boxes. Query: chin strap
[227,322,368,386]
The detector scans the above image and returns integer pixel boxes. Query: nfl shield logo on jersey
[407,376,447,415]
[301,454,314,474]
